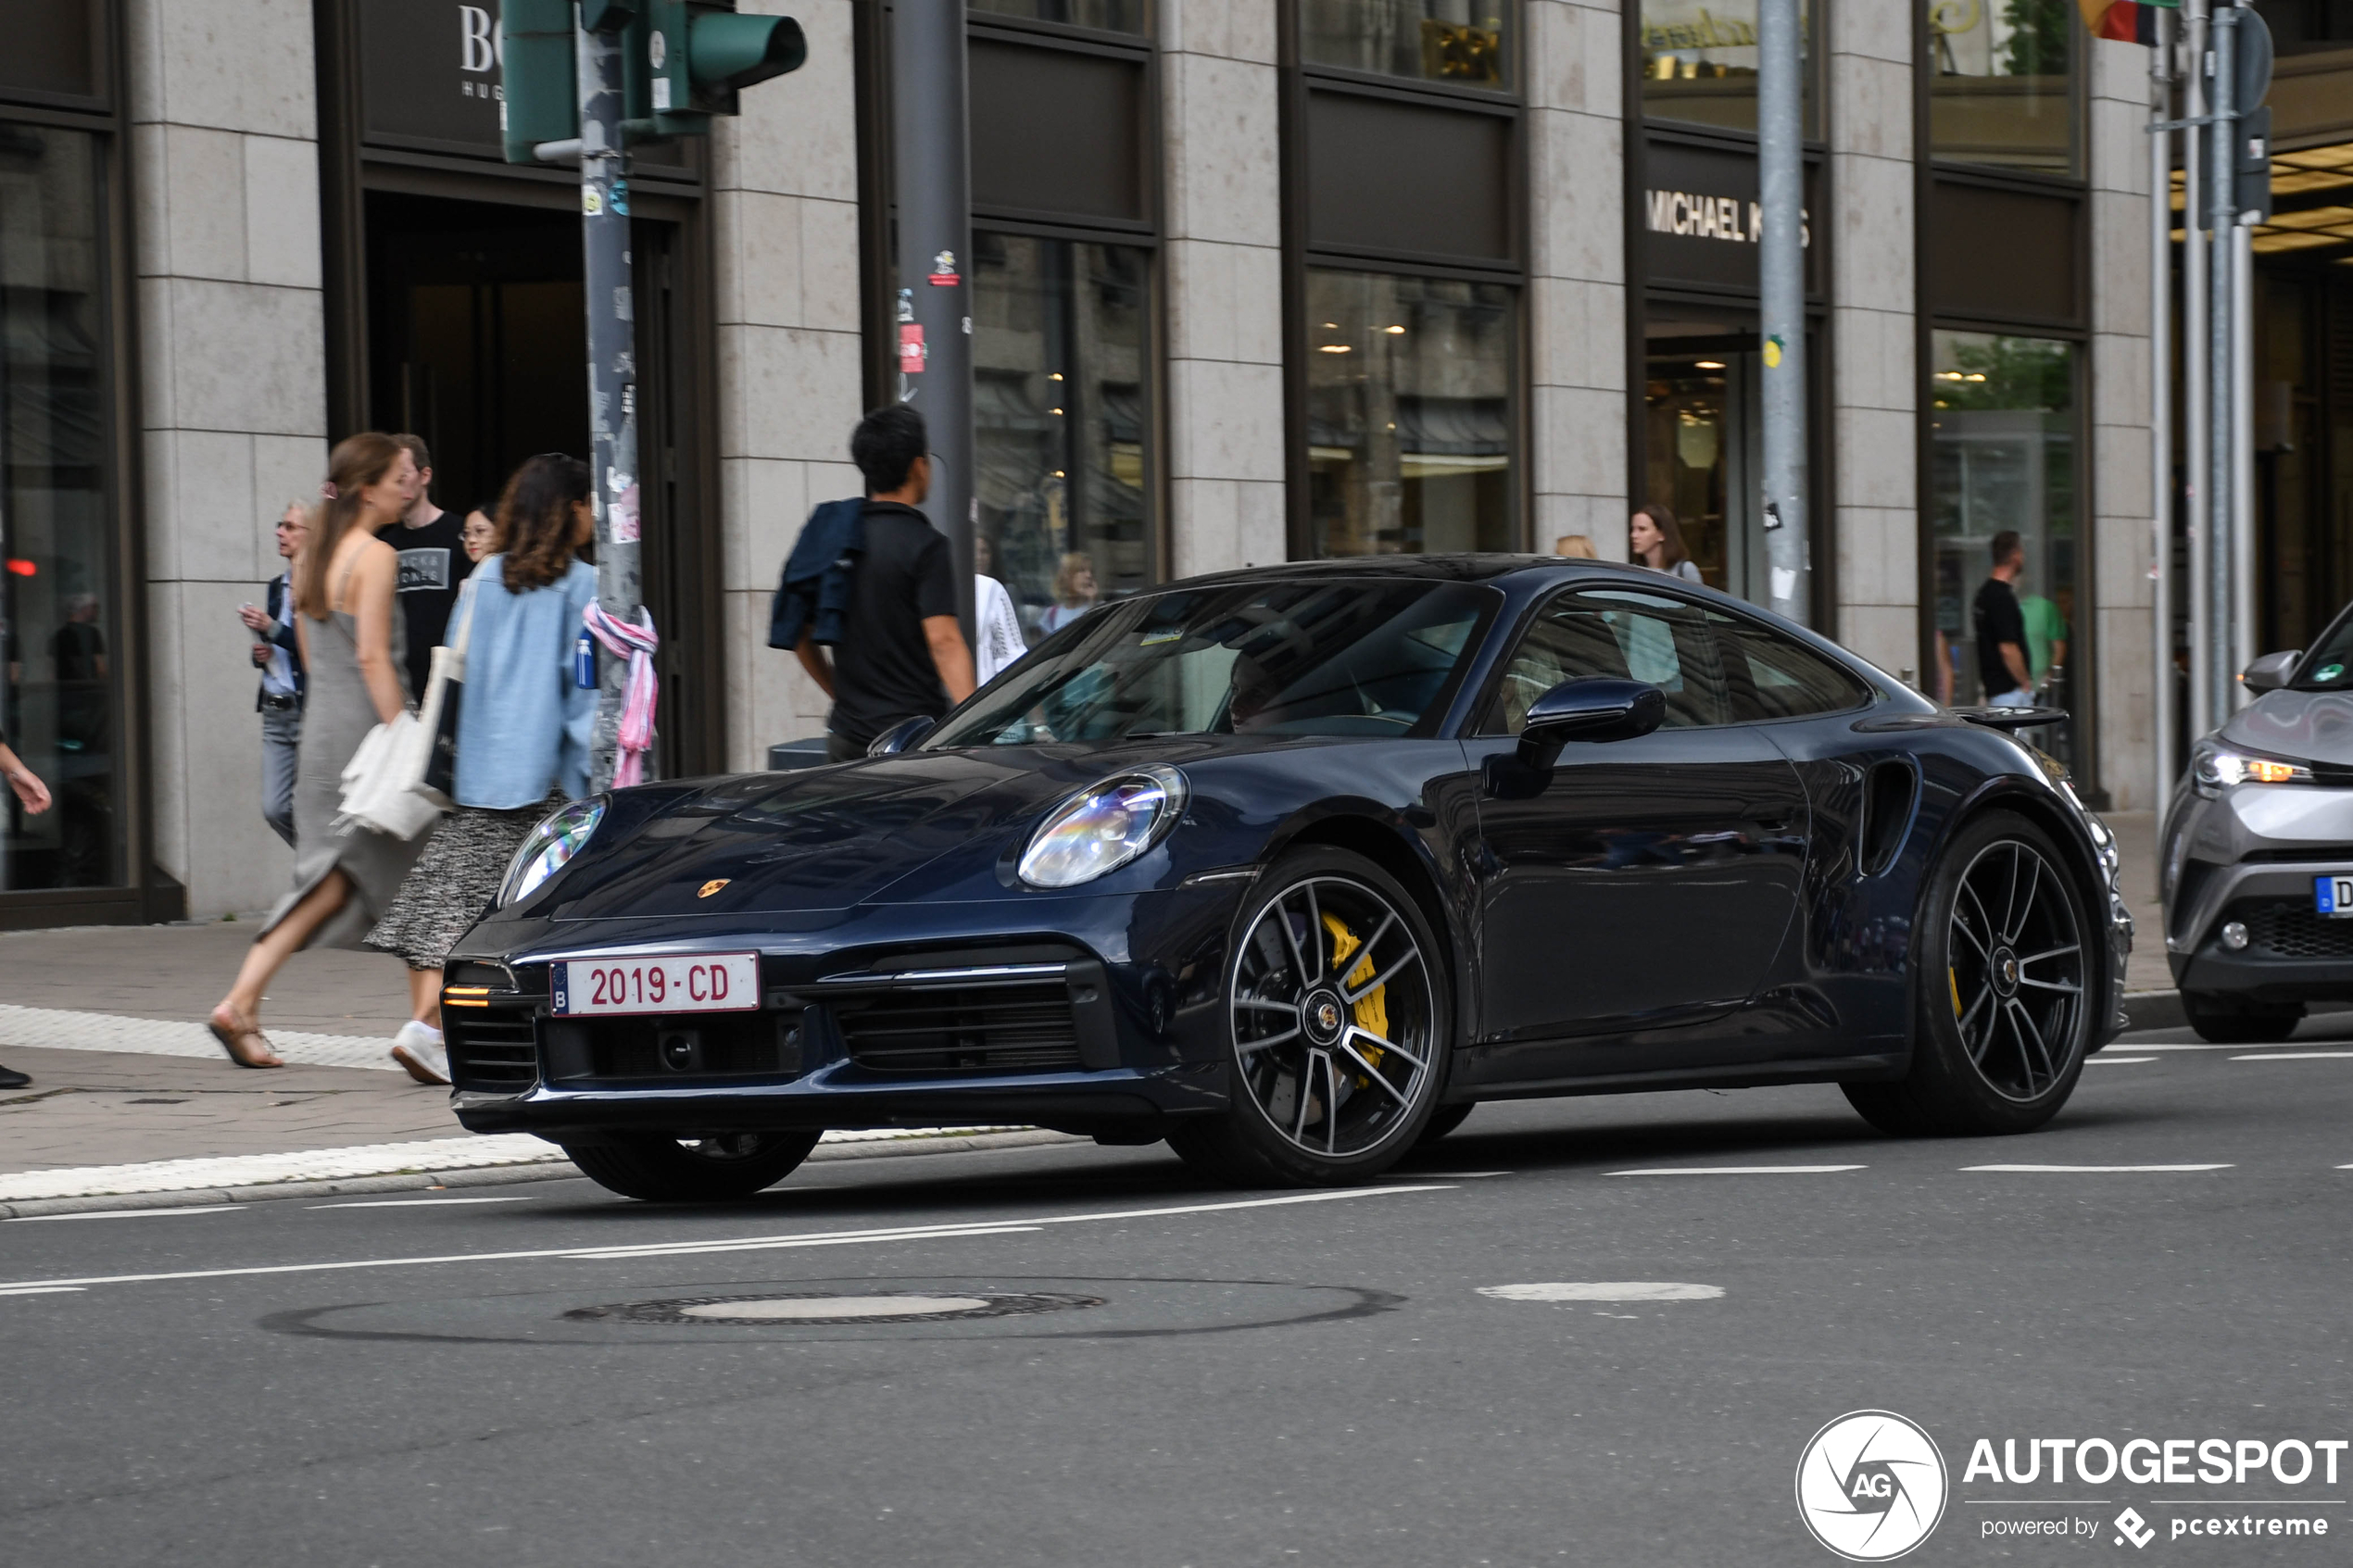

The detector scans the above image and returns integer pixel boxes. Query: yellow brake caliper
[1322,912,1388,1079]
[1950,967,1963,1020]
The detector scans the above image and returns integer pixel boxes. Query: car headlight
[1017,767,1188,889]
[2193,743,2312,794]
[498,797,607,907]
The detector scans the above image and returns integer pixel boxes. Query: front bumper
[442,885,1248,1142]
[2163,781,2353,1001]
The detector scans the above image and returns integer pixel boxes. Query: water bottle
[573,633,596,689]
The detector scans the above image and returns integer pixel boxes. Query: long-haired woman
[1040,551,1100,635]
[208,433,424,1067]
[1629,503,1702,583]
[367,454,598,1084]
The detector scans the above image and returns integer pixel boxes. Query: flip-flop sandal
[207,1010,282,1069]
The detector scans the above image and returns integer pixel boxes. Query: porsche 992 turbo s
[439,557,2131,1200]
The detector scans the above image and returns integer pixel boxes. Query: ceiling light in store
[1695,359,1724,370]
[1965,373,1986,382]
[1051,470,1065,478]
[1322,322,1338,330]
[1384,324,1406,334]
[1319,344,1352,353]
[1049,372,1063,381]
[1051,408,1064,416]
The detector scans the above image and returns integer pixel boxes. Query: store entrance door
[362,191,714,777]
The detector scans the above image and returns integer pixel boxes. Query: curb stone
[0,1128,1089,1220]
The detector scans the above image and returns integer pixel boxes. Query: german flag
[2078,0,2178,44]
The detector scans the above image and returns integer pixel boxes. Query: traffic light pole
[2205,3,2237,726]
[578,16,644,791]
[890,0,976,648]
[1756,0,1806,625]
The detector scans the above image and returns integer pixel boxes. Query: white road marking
[2106,1041,2337,1052]
[6,1205,244,1223]
[1383,1171,1510,1179]
[2086,1056,2158,1064]
[0,1285,87,1296]
[1605,1165,1865,1176]
[306,1196,544,1210]
[0,1184,1455,1295]
[1963,1164,2233,1173]
[1478,1282,1723,1302]
[562,1224,1047,1260]
[2233,1051,2353,1061]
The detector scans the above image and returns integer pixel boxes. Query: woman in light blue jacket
[370,454,598,1083]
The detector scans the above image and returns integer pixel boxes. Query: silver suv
[2162,614,2353,1041]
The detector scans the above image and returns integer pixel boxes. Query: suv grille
[2237,899,2353,960]
[832,981,1082,1073]
[446,1008,540,1092]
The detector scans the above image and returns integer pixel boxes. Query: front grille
[447,1008,540,1092]
[832,981,1082,1074]
[541,1012,798,1084]
[2236,899,2353,960]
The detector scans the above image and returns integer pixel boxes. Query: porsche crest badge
[698,879,730,898]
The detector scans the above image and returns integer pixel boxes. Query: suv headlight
[498,797,607,907]
[1018,767,1188,888]
[2193,743,2312,794]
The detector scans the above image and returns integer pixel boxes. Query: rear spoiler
[1950,705,2070,732]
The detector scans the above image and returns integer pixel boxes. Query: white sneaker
[390,1021,451,1085]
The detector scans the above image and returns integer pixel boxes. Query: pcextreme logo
[1797,1411,1952,1562]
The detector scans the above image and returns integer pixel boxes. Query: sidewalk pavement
[0,809,2174,1213]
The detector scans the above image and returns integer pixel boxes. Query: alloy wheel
[1229,874,1437,1158]
[1945,839,2083,1101]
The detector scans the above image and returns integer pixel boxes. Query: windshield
[925,579,1498,748]
[2295,610,2353,691]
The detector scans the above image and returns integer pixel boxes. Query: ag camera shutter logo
[1796,1411,1950,1561]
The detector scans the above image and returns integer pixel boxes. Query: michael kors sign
[1642,137,1821,295]
[1644,189,1807,248]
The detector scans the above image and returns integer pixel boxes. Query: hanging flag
[2077,0,2178,45]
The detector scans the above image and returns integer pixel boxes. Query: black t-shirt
[828,501,959,747]
[391,510,474,701]
[1972,577,2027,699]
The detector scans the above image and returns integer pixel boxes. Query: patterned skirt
[364,793,564,971]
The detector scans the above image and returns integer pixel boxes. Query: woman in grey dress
[208,433,425,1067]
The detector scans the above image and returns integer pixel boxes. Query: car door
[1465,583,1810,1076]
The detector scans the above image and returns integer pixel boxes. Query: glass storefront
[1927,0,2079,174]
[972,232,1151,644]
[1305,270,1516,558]
[970,0,1147,31]
[1929,331,2078,746]
[1301,0,1510,85]
[0,126,115,892]
[1638,0,1814,135]
[1644,313,1755,596]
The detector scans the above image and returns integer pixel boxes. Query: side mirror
[1516,677,1666,771]
[865,716,936,757]
[2242,650,2301,694]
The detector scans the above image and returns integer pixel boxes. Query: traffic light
[500,0,580,165]
[636,1,808,139]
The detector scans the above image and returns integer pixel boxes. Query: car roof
[1170,553,1638,591]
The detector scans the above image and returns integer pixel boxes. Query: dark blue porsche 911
[441,556,2131,1200]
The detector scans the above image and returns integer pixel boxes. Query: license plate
[2315,876,2353,918]
[553,952,761,1016]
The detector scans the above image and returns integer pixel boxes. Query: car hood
[2223,690,2353,769]
[537,738,1311,921]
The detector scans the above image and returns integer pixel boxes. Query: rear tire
[1843,810,2095,1138]
[2181,990,2302,1044]
[562,1130,823,1202]
[1169,848,1452,1187]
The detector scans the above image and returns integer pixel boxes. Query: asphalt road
[4,1014,2350,1568]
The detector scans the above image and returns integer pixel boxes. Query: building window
[1306,270,1516,558]
[1929,331,2078,744]
[970,0,1148,34]
[972,233,1152,644]
[1301,0,1510,86]
[0,126,117,891]
[1927,0,2080,175]
[1638,0,1815,136]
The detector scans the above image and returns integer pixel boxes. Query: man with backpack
[774,405,976,761]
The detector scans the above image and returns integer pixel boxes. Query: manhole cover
[563,1289,1103,1326]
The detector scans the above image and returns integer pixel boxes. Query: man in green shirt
[2020,593,2069,691]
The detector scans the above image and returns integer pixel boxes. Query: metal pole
[2183,0,2210,740]
[577,10,642,791]
[2207,3,2238,727]
[2151,8,2176,803]
[2231,213,2258,688]
[1756,0,1806,624]
[890,0,976,649]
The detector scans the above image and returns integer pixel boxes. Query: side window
[1482,586,1732,733]
[1714,612,1874,720]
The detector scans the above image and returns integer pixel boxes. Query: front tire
[2182,990,2302,1044]
[562,1130,824,1202]
[1843,810,2094,1137]
[1169,848,1452,1187]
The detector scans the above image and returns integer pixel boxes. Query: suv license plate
[2315,876,2353,917]
[554,953,761,1016]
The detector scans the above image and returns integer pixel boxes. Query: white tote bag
[333,586,476,840]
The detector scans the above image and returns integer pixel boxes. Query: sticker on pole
[899,323,925,373]
[583,187,604,217]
